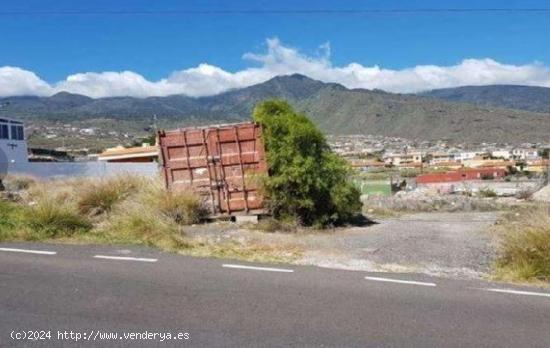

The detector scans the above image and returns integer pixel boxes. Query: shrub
[77,175,142,215]
[494,206,550,281]
[253,100,361,227]
[478,188,497,198]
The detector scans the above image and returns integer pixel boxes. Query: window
[10,125,24,140]
[0,124,8,139]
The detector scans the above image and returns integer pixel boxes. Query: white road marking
[222,264,294,273]
[481,288,550,298]
[93,255,158,262]
[365,276,437,287]
[0,247,57,255]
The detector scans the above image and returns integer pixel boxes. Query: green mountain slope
[420,85,550,113]
[1,75,549,145]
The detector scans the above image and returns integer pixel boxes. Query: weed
[478,188,497,198]
[140,182,208,225]
[77,175,143,215]
[27,197,91,238]
[493,205,550,282]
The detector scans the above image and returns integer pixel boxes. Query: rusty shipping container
[157,122,268,216]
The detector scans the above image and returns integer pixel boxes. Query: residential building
[98,144,159,163]
[454,151,478,162]
[383,152,422,167]
[512,148,539,161]
[0,117,28,163]
[429,152,455,165]
[491,150,511,160]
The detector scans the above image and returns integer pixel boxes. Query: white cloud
[2,38,550,98]
[0,66,52,97]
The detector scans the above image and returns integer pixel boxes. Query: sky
[1,0,550,98]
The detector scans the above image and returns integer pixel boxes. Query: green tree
[253,100,361,227]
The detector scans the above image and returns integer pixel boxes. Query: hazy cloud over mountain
[2,38,550,98]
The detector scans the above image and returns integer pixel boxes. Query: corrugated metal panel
[157,122,268,216]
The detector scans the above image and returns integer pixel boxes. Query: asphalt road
[1,242,549,347]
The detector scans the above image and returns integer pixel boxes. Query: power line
[1,8,550,16]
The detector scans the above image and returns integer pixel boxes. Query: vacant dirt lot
[297,212,499,278]
[186,211,500,279]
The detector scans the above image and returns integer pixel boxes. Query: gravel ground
[184,212,500,279]
[533,184,550,202]
[297,212,499,278]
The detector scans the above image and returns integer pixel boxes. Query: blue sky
[2,0,550,97]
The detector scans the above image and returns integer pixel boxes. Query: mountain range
[1,74,549,146]
[420,85,550,113]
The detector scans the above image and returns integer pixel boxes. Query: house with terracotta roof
[98,144,159,163]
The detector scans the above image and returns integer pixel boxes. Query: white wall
[7,161,159,179]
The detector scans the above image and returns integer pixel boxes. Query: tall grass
[139,180,208,225]
[97,202,189,251]
[77,175,143,215]
[27,197,92,238]
[493,205,550,282]
[4,174,38,191]
[1,175,300,263]
[0,200,26,240]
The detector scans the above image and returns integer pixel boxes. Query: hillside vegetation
[2,75,550,146]
[421,85,550,113]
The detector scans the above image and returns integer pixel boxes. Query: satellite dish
[0,148,8,180]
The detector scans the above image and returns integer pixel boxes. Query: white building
[430,152,455,165]
[512,148,539,161]
[0,117,29,164]
[454,152,478,162]
[383,152,422,166]
[491,150,512,160]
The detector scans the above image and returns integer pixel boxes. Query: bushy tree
[253,100,361,227]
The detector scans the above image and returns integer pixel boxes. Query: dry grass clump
[27,196,91,238]
[139,181,208,225]
[96,202,189,251]
[1,174,300,264]
[83,177,207,250]
[24,177,81,205]
[493,205,550,282]
[478,188,497,198]
[77,175,143,215]
[16,178,91,238]
[4,174,38,191]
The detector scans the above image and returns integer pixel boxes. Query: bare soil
[186,211,500,279]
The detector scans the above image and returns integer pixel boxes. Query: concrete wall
[418,180,540,196]
[7,161,159,179]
